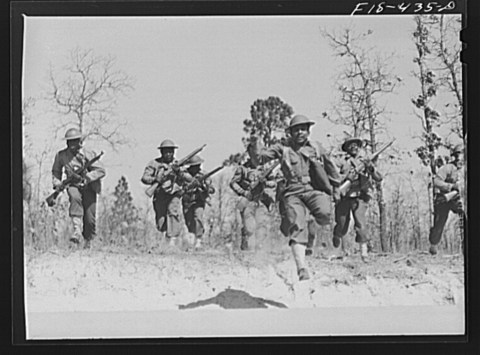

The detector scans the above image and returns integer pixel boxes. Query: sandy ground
[24,244,465,338]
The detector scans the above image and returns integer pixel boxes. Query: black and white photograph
[12,0,471,342]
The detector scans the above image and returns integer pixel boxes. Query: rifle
[338,139,395,196]
[145,144,207,197]
[184,165,224,194]
[46,151,104,207]
[248,160,280,199]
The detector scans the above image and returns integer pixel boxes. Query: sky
[22,15,462,202]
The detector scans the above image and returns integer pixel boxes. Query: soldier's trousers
[236,196,268,242]
[153,191,182,239]
[183,203,205,239]
[279,197,318,247]
[333,195,369,244]
[429,199,464,246]
[282,190,331,244]
[67,185,97,240]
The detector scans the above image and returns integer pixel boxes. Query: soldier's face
[189,164,201,175]
[290,124,310,145]
[454,152,464,167]
[346,143,359,157]
[67,138,82,153]
[161,148,175,163]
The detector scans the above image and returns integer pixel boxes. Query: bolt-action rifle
[248,160,280,200]
[184,165,224,194]
[338,139,395,196]
[145,144,207,197]
[46,151,104,207]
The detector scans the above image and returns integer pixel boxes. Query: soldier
[182,155,215,249]
[52,128,106,249]
[249,114,341,280]
[332,137,382,262]
[429,143,465,255]
[141,139,192,246]
[229,147,276,251]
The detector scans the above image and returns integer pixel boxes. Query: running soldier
[249,114,341,280]
[332,137,382,262]
[181,155,215,250]
[229,148,276,251]
[141,139,193,246]
[51,128,106,249]
[429,143,465,255]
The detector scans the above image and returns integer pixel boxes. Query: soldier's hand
[244,190,253,200]
[346,170,357,181]
[451,182,460,191]
[171,164,181,173]
[332,188,341,203]
[363,159,374,172]
[70,172,83,183]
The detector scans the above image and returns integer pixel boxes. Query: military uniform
[429,162,465,247]
[254,140,339,244]
[141,154,192,240]
[229,160,275,250]
[182,168,215,243]
[333,151,381,245]
[52,145,105,244]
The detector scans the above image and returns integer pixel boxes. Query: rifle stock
[338,139,394,196]
[444,190,459,202]
[145,144,207,197]
[46,151,104,207]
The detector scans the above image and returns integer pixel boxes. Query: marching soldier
[332,137,382,262]
[229,147,276,251]
[249,114,341,280]
[429,144,465,255]
[182,155,215,249]
[141,139,193,246]
[52,128,106,249]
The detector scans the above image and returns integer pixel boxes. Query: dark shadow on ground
[179,288,288,310]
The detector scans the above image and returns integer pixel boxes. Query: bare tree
[322,27,400,253]
[48,47,135,150]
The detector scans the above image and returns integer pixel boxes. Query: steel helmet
[341,137,364,152]
[64,128,82,140]
[288,115,316,130]
[188,155,204,166]
[452,143,463,155]
[158,139,178,149]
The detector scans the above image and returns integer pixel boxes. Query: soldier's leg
[166,195,182,240]
[305,190,332,226]
[67,186,84,244]
[285,194,310,280]
[254,203,269,249]
[153,195,168,232]
[193,205,205,239]
[429,202,450,247]
[183,205,195,234]
[351,197,369,261]
[82,186,97,247]
[332,198,352,248]
[238,197,255,250]
[305,217,317,256]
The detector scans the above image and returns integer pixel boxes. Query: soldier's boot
[291,241,310,281]
[168,237,177,247]
[70,217,83,245]
[83,239,91,250]
[429,244,438,255]
[332,235,341,248]
[360,242,369,263]
[194,238,202,249]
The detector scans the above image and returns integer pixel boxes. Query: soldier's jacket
[433,163,465,198]
[229,159,276,197]
[336,152,382,197]
[141,157,192,195]
[253,140,340,197]
[182,169,215,206]
[52,147,106,193]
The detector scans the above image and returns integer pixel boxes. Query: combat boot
[429,245,438,255]
[240,237,249,251]
[360,242,369,263]
[194,238,202,250]
[70,217,83,245]
[297,268,310,281]
[332,235,341,248]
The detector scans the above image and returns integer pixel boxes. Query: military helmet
[288,115,316,130]
[452,143,463,155]
[64,128,82,141]
[188,155,204,166]
[158,139,178,149]
[341,137,363,152]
